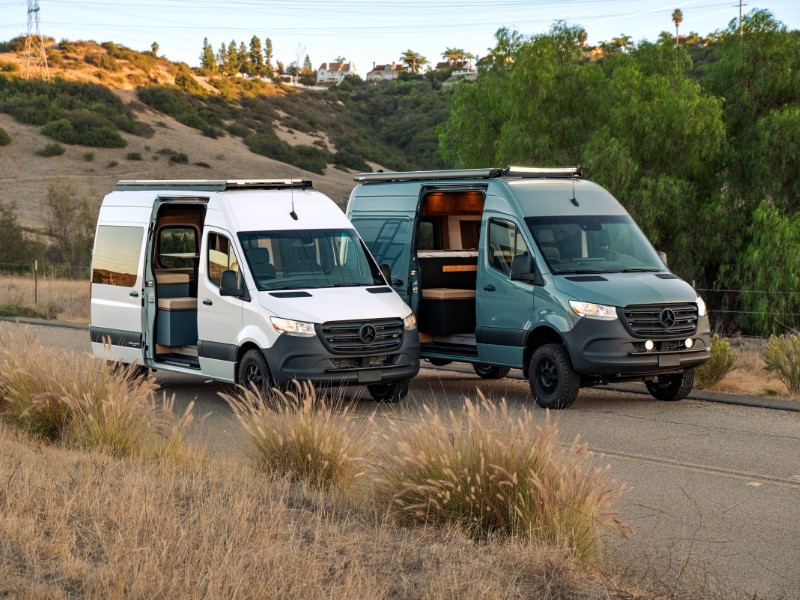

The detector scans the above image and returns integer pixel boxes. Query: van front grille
[622,303,698,338]
[319,319,403,354]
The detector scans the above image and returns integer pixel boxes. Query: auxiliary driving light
[685,338,694,348]
[645,340,655,351]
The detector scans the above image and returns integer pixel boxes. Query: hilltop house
[316,61,357,84]
[366,62,406,82]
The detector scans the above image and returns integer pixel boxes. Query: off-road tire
[528,344,580,409]
[238,348,273,399]
[646,368,695,401]
[367,378,410,403]
[473,363,511,380]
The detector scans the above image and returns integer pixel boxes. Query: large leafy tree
[249,36,264,76]
[400,49,426,73]
[200,37,217,71]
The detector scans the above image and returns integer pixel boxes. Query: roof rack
[115,179,313,192]
[353,165,583,184]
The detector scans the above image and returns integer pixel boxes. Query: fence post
[34,259,38,305]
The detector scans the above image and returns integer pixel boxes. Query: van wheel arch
[522,326,565,378]
[236,343,265,383]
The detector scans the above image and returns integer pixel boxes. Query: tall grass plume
[374,392,630,563]
[0,327,195,460]
[222,382,373,489]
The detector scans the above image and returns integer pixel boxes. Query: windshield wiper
[620,268,661,273]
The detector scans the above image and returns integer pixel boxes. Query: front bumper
[264,329,420,388]
[562,314,711,378]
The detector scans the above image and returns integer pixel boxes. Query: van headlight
[403,313,417,330]
[569,300,618,320]
[697,296,707,317]
[270,317,316,337]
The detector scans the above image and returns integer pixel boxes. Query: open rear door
[89,220,149,364]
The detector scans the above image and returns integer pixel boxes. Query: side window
[158,226,197,269]
[207,232,239,288]
[92,225,143,287]
[487,219,528,276]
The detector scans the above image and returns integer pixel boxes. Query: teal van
[346,166,711,409]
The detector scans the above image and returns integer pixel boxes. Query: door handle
[483,285,496,292]
[129,291,139,297]
[203,299,213,306]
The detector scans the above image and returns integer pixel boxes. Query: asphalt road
[4,321,800,599]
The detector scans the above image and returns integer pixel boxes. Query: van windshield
[525,215,666,274]
[238,229,384,291]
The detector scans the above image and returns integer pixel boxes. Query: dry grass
[0,328,194,460]
[373,393,630,564]
[0,421,645,600]
[0,275,89,322]
[706,337,793,398]
[222,382,374,490]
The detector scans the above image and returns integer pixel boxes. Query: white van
[90,179,420,402]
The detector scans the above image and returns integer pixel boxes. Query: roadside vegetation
[695,335,738,389]
[2,326,740,598]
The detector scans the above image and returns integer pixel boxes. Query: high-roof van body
[90,179,419,401]
[346,167,710,408]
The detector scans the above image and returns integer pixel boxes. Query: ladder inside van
[353,166,584,183]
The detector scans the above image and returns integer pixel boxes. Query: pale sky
[1,0,797,75]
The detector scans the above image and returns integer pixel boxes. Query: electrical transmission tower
[23,0,50,80]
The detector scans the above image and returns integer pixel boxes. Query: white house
[316,62,357,84]
[366,62,406,82]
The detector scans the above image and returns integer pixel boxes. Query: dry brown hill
[0,40,366,230]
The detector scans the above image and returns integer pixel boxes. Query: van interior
[416,190,484,353]
[149,201,206,367]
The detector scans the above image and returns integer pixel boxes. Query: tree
[0,202,31,264]
[46,180,94,266]
[264,37,274,76]
[238,41,249,74]
[400,49,426,73]
[302,54,313,76]
[217,42,229,74]
[151,41,159,56]
[249,36,264,76]
[200,37,217,71]
[612,34,633,52]
[672,9,683,46]
[442,47,463,65]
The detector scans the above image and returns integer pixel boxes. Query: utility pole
[23,0,50,80]
[735,0,748,36]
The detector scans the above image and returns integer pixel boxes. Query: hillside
[0,38,451,229]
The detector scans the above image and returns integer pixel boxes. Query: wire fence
[1,262,798,333]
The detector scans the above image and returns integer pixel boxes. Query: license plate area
[358,370,381,383]
[658,354,681,367]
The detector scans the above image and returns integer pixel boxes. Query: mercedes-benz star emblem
[660,308,676,328]
[359,324,377,344]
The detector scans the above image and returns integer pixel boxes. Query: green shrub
[0,126,10,146]
[106,160,118,168]
[222,382,372,489]
[126,151,142,160]
[374,393,630,562]
[85,52,120,71]
[201,125,223,139]
[40,109,127,148]
[226,122,251,137]
[82,151,95,161]
[244,132,330,174]
[0,61,19,73]
[695,335,738,389]
[334,149,370,172]
[36,143,65,157]
[764,333,800,396]
[169,152,188,164]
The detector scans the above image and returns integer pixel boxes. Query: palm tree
[400,49,426,73]
[672,9,684,47]
[441,47,461,65]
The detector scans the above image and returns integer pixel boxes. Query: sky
[1,0,798,75]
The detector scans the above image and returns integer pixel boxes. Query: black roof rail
[353,166,583,184]
[115,179,313,192]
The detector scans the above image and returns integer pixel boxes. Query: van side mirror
[380,263,392,285]
[510,254,542,284]
[220,270,243,297]
[657,251,668,266]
